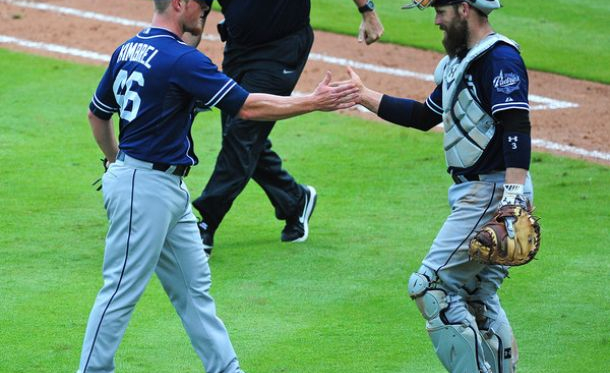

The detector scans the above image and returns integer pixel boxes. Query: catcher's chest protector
[437,33,520,169]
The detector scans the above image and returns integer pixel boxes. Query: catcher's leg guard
[466,276,518,373]
[408,271,492,373]
[479,323,517,373]
[470,304,518,373]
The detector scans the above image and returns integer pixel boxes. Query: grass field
[0,49,609,372]
[311,0,610,84]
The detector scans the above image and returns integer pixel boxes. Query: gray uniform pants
[419,171,533,372]
[77,157,241,373]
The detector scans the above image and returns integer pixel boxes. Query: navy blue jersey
[89,27,249,165]
[219,0,310,45]
[425,42,529,175]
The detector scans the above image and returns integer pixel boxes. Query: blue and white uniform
[78,27,248,373]
[378,34,532,373]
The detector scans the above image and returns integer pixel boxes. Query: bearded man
[346,1,533,372]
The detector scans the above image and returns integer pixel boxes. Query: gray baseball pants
[419,171,533,372]
[77,156,242,373]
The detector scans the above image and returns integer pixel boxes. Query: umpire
[190,0,384,255]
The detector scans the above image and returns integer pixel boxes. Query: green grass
[311,0,610,83]
[1,50,609,372]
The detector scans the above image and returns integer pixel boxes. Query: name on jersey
[493,70,520,94]
[117,42,158,69]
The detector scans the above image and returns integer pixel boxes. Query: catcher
[346,0,540,371]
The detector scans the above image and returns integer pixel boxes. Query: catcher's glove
[469,205,541,266]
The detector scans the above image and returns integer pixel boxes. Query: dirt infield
[1,0,608,165]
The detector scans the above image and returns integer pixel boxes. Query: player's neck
[151,13,183,37]
[467,23,494,49]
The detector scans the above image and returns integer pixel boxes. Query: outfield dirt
[1,0,608,164]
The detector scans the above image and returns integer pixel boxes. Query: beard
[442,16,469,57]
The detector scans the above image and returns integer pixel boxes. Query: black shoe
[197,221,214,256]
[281,185,317,243]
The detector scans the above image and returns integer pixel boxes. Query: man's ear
[458,2,470,17]
[171,0,185,12]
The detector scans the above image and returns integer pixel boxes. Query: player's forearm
[238,80,357,121]
[88,110,118,162]
[237,94,316,122]
[359,87,383,113]
[376,95,441,131]
[504,167,527,185]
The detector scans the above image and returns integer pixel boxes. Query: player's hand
[358,12,384,45]
[311,71,358,111]
[346,66,364,91]
[344,66,383,113]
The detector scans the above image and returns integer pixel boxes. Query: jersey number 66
[113,69,144,122]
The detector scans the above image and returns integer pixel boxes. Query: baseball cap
[402,0,501,15]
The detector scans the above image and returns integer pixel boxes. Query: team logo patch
[493,70,521,94]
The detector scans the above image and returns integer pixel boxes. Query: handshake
[303,67,377,114]
[239,67,374,122]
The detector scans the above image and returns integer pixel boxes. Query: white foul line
[531,139,610,162]
[2,0,579,111]
[308,53,435,82]
[0,35,111,61]
[0,0,221,41]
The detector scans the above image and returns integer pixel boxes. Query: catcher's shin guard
[408,272,492,373]
[479,325,518,373]
[469,302,518,373]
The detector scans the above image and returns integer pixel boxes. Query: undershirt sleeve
[377,94,441,131]
[495,109,531,169]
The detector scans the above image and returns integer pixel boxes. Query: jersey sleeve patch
[485,45,530,116]
[493,70,521,94]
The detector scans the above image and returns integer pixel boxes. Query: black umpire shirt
[219,0,310,46]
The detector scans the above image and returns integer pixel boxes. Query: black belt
[152,163,191,177]
[117,151,191,177]
[451,173,480,184]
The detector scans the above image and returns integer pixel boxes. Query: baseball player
[183,0,384,255]
[77,0,357,372]
[347,0,532,372]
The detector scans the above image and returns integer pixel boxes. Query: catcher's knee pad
[409,272,492,373]
[408,272,448,324]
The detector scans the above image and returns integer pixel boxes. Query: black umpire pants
[192,25,315,233]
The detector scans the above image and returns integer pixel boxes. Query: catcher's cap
[402,0,501,15]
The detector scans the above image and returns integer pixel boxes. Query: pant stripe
[83,170,137,372]
[437,182,497,274]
